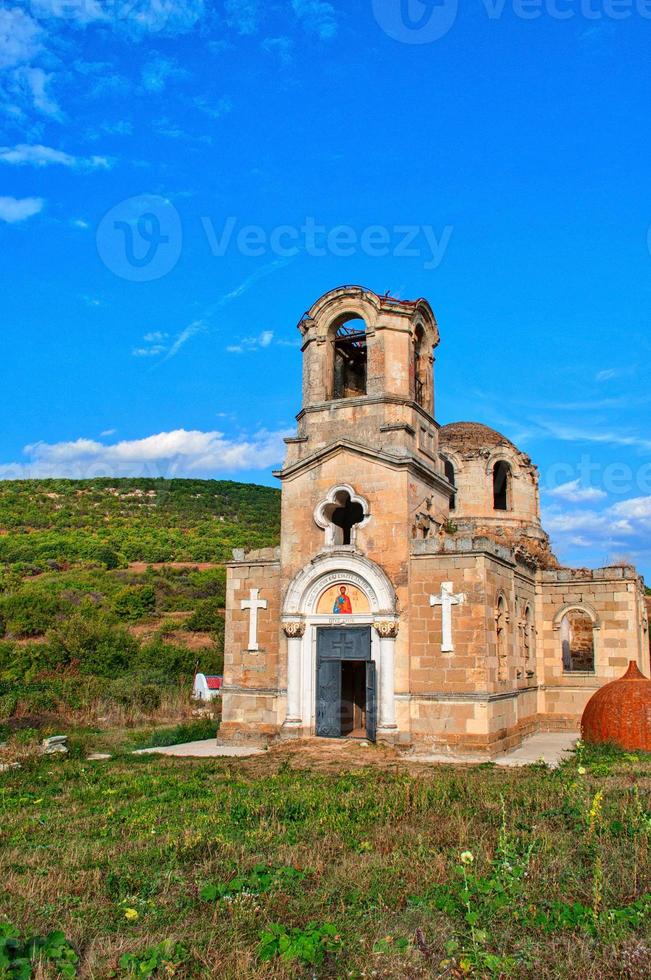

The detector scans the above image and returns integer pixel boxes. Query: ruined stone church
[220,285,648,754]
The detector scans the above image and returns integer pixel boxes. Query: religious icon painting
[316,583,369,615]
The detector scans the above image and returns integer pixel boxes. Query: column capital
[374,620,399,639]
[283,621,306,638]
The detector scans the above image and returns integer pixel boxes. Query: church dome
[581,661,651,752]
[437,420,544,540]
[439,421,519,455]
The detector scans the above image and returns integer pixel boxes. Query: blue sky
[1,0,650,577]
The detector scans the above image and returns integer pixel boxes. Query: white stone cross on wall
[430,581,466,653]
[241,588,267,651]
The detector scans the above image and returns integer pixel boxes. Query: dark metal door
[365,660,377,743]
[316,628,372,739]
[316,658,341,738]
[319,627,371,661]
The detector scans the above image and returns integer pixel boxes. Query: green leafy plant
[200,864,305,902]
[118,939,188,977]
[257,922,341,966]
[0,923,78,979]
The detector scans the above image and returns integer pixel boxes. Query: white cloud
[262,36,293,65]
[543,495,651,575]
[547,479,607,503]
[132,322,204,361]
[610,496,651,520]
[133,345,166,357]
[544,507,632,537]
[0,143,111,169]
[291,0,337,39]
[0,427,289,479]
[0,8,42,69]
[71,218,89,229]
[227,330,274,354]
[162,320,206,361]
[595,368,618,382]
[141,55,186,93]
[29,0,205,35]
[533,418,651,453]
[14,66,61,117]
[194,95,233,119]
[0,195,44,223]
[224,0,261,35]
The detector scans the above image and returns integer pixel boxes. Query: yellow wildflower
[124,908,139,922]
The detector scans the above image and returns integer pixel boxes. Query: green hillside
[0,477,281,566]
[0,478,280,730]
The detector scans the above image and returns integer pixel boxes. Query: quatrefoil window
[314,485,370,548]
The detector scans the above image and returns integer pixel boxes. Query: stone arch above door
[282,552,396,619]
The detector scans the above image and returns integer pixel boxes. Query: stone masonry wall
[537,566,646,730]
[220,553,284,741]
[407,548,538,754]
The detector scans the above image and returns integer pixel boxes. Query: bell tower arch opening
[330,315,367,400]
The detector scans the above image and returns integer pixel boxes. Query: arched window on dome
[493,461,511,511]
[331,316,367,400]
[443,457,456,511]
[561,610,595,673]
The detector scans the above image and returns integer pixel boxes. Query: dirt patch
[1,712,67,732]
[239,737,406,776]
[128,612,192,641]
[128,562,223,573]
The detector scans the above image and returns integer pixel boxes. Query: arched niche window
[443,457,456,511]
[561,609,595,673]
[523,603,534,668]
[493,461,511,511]
[331,316,367,400]
[414,325,427,408]
[315,485,369,548]
[496,595,509,681]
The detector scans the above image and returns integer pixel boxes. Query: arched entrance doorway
[281,553,398,741]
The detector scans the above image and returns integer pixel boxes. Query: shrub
[0,692,18,720]
[108,677,162,711]
[46,609,138,676]
[135,638,197,677]
[0,591,62,638]
[185,597,223,633]
[112,585,156,622]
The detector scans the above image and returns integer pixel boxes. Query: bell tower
[278,285,453,598]
[294,284,440,449]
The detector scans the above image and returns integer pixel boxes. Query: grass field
[1,739,650,979]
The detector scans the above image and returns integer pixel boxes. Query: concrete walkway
[134,740,264,758]
[131,732,576,767]
[415,732,577,768]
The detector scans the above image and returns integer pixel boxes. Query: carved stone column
[283,622,305,726]
[374,620,399,731]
